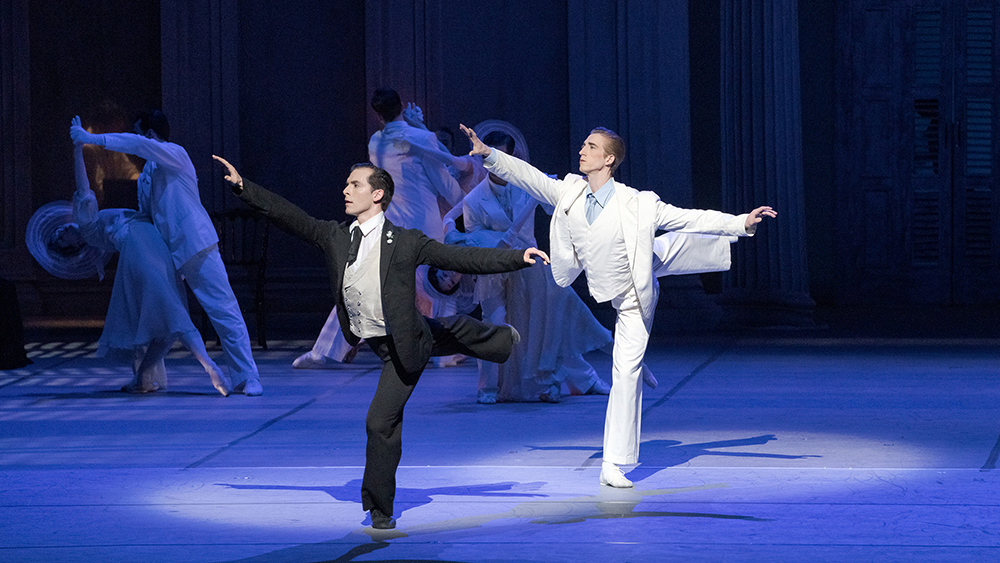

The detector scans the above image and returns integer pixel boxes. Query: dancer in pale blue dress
[67,117,231,394]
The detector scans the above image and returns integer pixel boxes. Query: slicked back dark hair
[350,163,394,211]
[482,131,515,155]
[371,87,403,123]
[134,110,171,141]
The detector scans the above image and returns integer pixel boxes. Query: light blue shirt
[585,179,615,225]
[485,148,614,224]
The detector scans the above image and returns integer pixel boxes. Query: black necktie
[346,226,362,266]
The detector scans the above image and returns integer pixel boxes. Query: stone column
[719,0,814,326]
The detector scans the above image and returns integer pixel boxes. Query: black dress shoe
[370,508,396,529]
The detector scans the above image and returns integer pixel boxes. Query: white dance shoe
[476,388,498,404]
[599,461,633,488]
[121,380,159,394]
[208,368,232,397]
[235,378,263,396]
[584,379,612,395]
[292,351,330,369]
[539,383,561,403]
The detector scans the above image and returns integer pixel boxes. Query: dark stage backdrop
[4,0,848,330]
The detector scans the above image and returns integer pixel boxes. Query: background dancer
[70,111,262,396]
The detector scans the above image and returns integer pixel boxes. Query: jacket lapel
[380,218,396,289]
[615,182,640,272]
[480,188,513,229]
[333,224,351,300]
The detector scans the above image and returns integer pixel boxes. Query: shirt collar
[590,178,616,207]
[350,211,385,237]
[488,177,509,196]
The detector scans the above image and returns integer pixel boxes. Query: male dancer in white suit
[461,130,611,403]
[461,124,776,487]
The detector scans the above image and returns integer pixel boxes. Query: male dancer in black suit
[212,156,548,530]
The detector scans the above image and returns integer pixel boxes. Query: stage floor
[1,333,998,562]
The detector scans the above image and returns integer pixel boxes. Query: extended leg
[293,306,359,368]
[182,248,261,395]
[179,331,231,396]
[123,338,174,393]
[429,315,517,363]
[560,354,609,396]
[475,294,506,403]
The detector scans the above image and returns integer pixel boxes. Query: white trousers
[603,285,654,465]
[180,247,258,385]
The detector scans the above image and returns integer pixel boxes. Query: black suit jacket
[237,179,530,374]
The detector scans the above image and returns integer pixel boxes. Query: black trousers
[360,315,515,517]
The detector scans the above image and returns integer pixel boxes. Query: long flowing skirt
[496,264,612,402]
[98,221,198,361]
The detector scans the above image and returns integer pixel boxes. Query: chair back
[209,208,269,348]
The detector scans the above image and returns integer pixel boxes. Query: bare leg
[122,346,149,393]
[179,332,231,396]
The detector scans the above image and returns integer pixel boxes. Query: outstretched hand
[523,247,550,265]
[459,123,491,157]
[212,155,243,190]
[69,115,98,146]
[745,206,777,233]
[71,117,84,149]
[402,102,425,128]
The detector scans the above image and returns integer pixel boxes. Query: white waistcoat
[568,193,632,303]
[342,241,387,338]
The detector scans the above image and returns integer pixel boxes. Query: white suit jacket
[101,133,218,269]
[463,177,538,249]
[485,149,750,323]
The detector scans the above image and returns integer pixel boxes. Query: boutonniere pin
[385,229,394,244]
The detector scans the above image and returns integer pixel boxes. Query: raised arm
[420,153,464,207]
[70,120,190,173]
[395,134,464,171]
[460,123,563,208]
[72,120,93,200]
[69,116,98,226]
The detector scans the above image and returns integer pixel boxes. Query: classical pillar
[719,0,814,326]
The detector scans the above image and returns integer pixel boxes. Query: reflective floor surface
[2,333,998,562]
